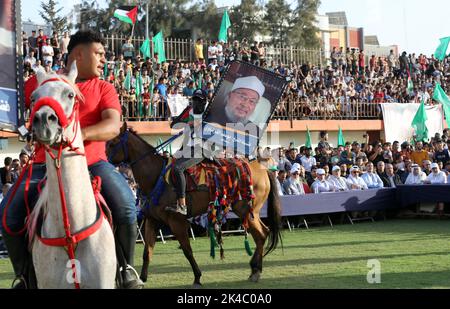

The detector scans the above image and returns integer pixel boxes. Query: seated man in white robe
[311,168,334,194]
[282,164,306,195]
[405,164,427,184]
[346,166,368,190]
[361,162,384,189]
[424,163,447,215]
[328,166,349,191]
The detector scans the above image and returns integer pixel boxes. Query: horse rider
[168,89,209,216]
[0,30,143,289]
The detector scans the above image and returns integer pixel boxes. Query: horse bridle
[107,129,131,164]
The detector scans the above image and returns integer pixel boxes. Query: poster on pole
[0,0,23,133]
[202,60,288,157]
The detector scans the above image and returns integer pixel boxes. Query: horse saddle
[167,158,255,203]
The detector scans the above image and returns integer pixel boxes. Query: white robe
[346,175,368,190]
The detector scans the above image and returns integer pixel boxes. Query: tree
[39,0,70,33]
[188,0,222,41]
[289,0,321,48]
[263,0,293,46]
[229,0,262,43]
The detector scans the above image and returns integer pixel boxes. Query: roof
[326,12,348,26]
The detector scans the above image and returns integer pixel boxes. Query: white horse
[28,63,116,288]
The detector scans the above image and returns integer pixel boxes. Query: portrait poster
[0,0,22,132]
[202,61,288,157]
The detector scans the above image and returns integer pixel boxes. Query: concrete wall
[0,130,374,163]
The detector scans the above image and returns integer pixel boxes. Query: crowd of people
[260,130,450,215]
[21,30,450,121]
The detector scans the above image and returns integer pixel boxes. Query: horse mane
[27,184,49,250]
[127,126,158,154]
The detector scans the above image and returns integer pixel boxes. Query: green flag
[135,72,143,117]
[305,127,312,148]
[433,83,450,128]
[152,31,166,63]
[407,76,414,94]
[435,37,450,61]
[337,126,345,147]
[411,100,428,142]
[103,63,108,79]
[140,38,151,60]
[218,10,231,43]
[124,69,131,91]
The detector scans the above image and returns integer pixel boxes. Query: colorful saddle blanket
[168,158,255,225]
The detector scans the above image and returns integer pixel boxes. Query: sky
[21,0,450,55]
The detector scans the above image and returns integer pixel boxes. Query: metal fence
[121,97,383,122]
[105,35,324,65]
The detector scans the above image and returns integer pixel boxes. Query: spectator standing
[22,31,28,57]
[122,38,135,61]
[28,30,38,56]
[250,41,260,66]
[60,31,70,63]
[300,147,317,173]
[41,38,54,66]
[36,29,48,63]
[194,38,204,63]
[207,41,218,64]
[50,32,60,63]
[0,157,13,185]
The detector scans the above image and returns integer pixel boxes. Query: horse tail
[264,171,283,257]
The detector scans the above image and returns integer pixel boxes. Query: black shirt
[434,150,450,164]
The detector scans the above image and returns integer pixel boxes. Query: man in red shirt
[36,29,47,63]
[0,30,143,289]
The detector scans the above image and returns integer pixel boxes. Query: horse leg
[247,214,270,283]
[167,217,202,287]
[140,218,157,283]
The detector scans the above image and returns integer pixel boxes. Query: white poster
[167,94,190,117]
[380,103,443,143]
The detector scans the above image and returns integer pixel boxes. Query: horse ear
[67,60,78,83]
[121,122,127,133]
[35,67,47,85]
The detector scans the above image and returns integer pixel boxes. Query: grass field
[1,219,450,289]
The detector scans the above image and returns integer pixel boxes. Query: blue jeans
[1,160,136,234]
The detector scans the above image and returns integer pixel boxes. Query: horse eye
[68,93,75,99]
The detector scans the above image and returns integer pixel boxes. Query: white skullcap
[231,76,265,98]
[350,166,360,172]
[431,162,439,169]
[332,166,341,172]
[317,169,326,175]
[290,164,300,174]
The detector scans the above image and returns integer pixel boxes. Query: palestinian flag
[113,6,138,25]
[170,106,193,128]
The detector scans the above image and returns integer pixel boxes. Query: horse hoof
[140,275,147,283]
[192,283,203,289]
[248,272,261,283]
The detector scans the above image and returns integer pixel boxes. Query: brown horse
[107,123,282,286]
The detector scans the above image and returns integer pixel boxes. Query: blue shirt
[157,83,167,99]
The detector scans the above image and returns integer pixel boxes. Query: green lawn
[1,219,450,289]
